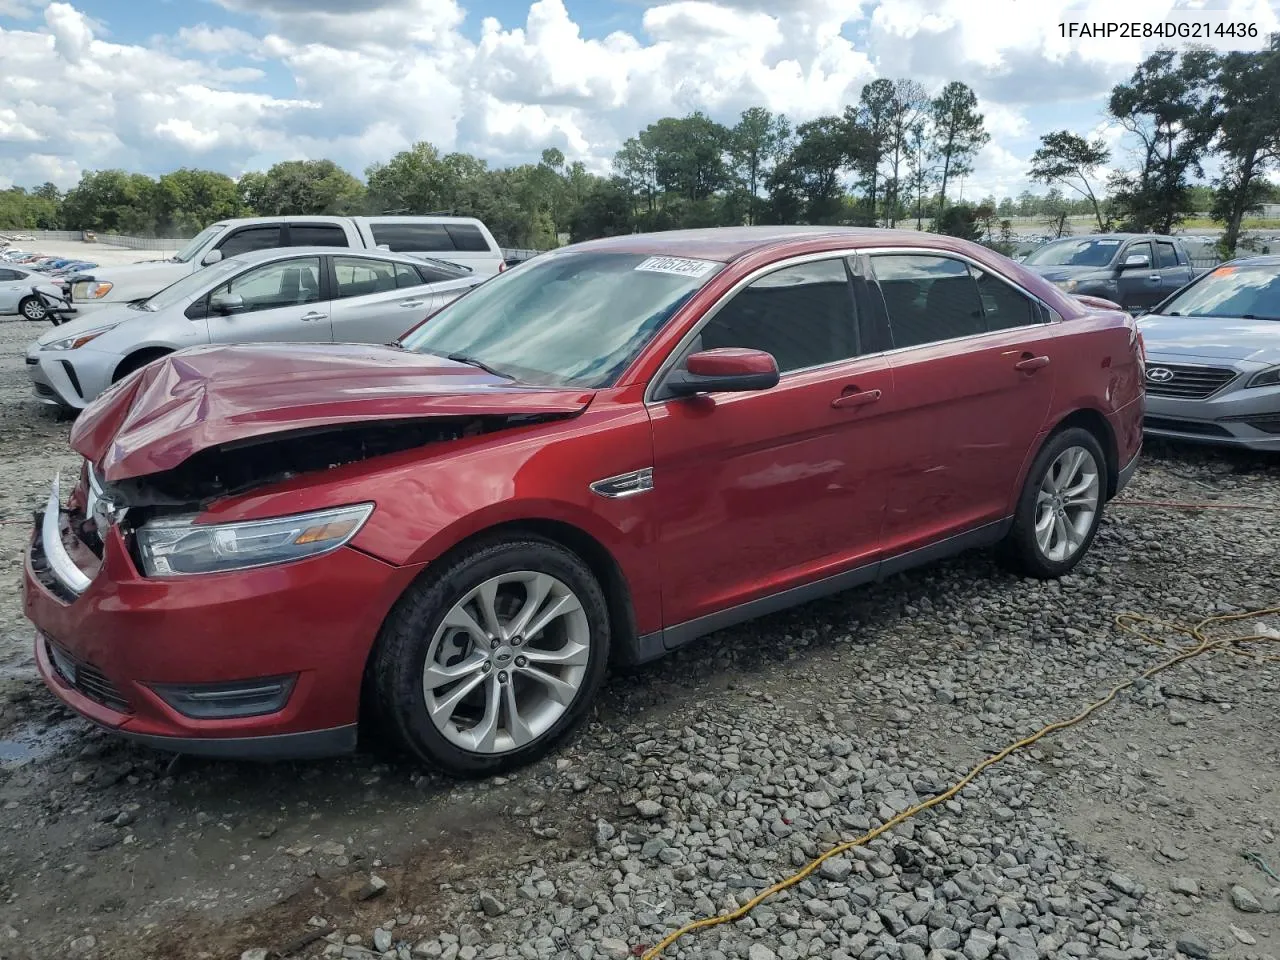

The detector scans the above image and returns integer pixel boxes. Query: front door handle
[1148,274,1161,283]
[1014,354,1050,372]
[831,387,882,409]
[300,311,326,321]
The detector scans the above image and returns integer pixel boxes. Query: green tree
[903,116,934,229]
[884,79,929,227]
[729,107,791,225]
[614,135,659,217]
[769,117,849,224]
[569,177,634,242]
[642,113,732,203]
[241,159,365,216]
[366,143,458,215]
[1107,47,1220,233]
[929,81,989,222]
[155,168,242,234]
[0,185,61,229]
[1028,131,1112,231]
[849,78,895,223]
[60,170,159,233]
[935,203,981,240]
[1210,38,1280,257]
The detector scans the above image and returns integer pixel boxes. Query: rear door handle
[1014,354,1050,372]
[300,311,326,322]
[831,387,882,409]
[398,299,425,308]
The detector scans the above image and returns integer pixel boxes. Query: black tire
[113,349,171,383]
[1003,426,1108,579]
[18,296,47,322]
[370,537,610,777]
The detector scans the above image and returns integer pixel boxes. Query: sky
[0,0,1277,200]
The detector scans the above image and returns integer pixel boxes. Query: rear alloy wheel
[19,296,47,322]
[1005,427,1106,579]
[372,539,610,776]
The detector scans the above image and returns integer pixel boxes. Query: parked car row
[0,242,83,322]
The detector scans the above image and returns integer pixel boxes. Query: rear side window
[289,223,349,247]
[370,223,453,252]
[396,263,425,288]
[1155,241,1179,269]
[972,268,1040,331]
[333,257,398,299]
[444,224,492,252]
[871,255,985,347]
[0,268,21,281]
[218,226,282,257]
[696,258,857,373]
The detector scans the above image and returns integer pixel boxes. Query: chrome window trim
[645,245,1060,405]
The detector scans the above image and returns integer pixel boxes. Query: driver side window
[693,258,858,373]
[211,258,322,314]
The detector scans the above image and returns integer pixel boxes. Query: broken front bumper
[24,477,421,759]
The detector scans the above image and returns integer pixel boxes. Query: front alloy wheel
[372,538,610,776]
[423,572,591,754]
[19,296,48,322]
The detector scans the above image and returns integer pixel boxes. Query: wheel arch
[112,347,172,383]
[1047,407,1119,500]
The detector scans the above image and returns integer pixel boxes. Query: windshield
[140,257,242,312]
[1156,263,1280,320]
[399,251,723,387]
[1022,238,1122,267]
[172,224,226,263]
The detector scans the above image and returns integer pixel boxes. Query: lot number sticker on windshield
[1096,239,1120,245]
[635,256,717,278]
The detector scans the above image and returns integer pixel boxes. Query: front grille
[45,637,132,713]
[1144,362,1238,399]
[1144,416,1234,438]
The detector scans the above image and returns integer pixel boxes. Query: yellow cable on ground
[641,606,1280,959]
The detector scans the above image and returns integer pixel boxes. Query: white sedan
[0,263,62,321]
[27,246,484,411]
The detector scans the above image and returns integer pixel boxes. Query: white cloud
[2,0,1271,201]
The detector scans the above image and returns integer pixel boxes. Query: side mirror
[663,348,780,397]
[209,292,244,314]
[1120,253,1150,270]
[201,249,223,266]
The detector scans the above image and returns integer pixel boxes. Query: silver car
[27,247,483,411]
[1137,256,1280,451]
[0,263,62,321]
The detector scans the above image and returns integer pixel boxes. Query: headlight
[1053,279,1079,293]
[1248,366,1280,388]
[135,503,374,576]
[43,324,121,350]
[72,280,113,300]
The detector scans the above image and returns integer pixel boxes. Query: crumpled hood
[71,342,596,482]
[1137,314,1280,364]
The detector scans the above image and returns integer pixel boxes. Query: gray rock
[599,938,631,960]
[1174,935,1213,959]
[963,929,996,960]
[373,929,393,953]
[803,791,832,810]
[1230,884,1262,913]
[818,856,852,882]
[1107,872,1139,897]
[1230,924,1257,945]
[748,946,778,960]
[70,938,98,956]
[634,799,664,819]
[1171,877,1199,896]
[478,893,506,918]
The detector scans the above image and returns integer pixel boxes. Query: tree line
[1,37,1275,257]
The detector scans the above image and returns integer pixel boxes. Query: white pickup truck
[65,215,505,315]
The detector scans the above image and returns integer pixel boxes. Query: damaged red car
[24,228,1144,776]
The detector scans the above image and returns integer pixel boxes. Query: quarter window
[695,259,858,373]
[333,257,398,299]
[972,268,1040,331]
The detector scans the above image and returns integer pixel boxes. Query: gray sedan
[27,247,483,411]
[0,263,62,321]
[1137,256,1280,451]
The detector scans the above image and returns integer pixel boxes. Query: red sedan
[24,228,1144,776]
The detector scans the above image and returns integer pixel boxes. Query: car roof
[224,246,465,268]
[211,214,488,228]
[1228,255,1280,266]
[565,226,1012,263]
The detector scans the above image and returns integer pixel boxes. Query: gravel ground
[0,315,1277,960]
